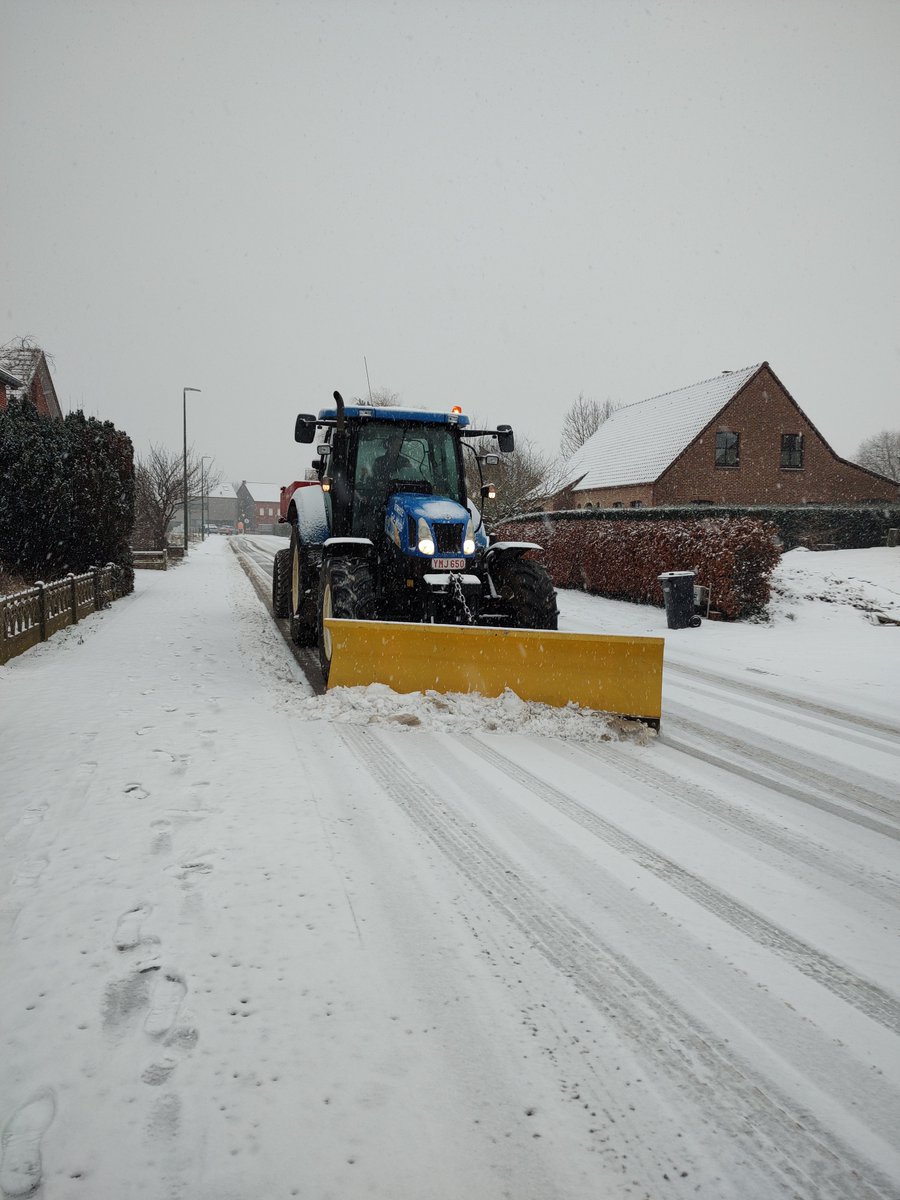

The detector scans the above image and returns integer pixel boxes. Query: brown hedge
[497,516,782,620]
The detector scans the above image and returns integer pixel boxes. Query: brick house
[0,365,23,408]
[236,481,282,532]
[546,362,897,510]
[0,340,64,421]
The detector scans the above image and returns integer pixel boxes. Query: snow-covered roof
[0,364,23,388]
[0,344,40,397]
[242,481,282,503]
[562,363,763,491]
[208,483,237,500]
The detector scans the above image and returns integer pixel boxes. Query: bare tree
[133,444,221,549]
[855,429,900,482]
[559,393,620,459]
[463,424,554,522]
[352,386,399,407]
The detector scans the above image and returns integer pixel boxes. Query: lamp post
[182,387,201,553]
[201,455,212,541]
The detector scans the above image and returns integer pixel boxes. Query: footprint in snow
[0,1088,56,1198]
[102,970,155,1033]
[12,859,48,887]
[145,973,187,1039]
[141,1056,179,1087]
[114,905,153,951]
[150,820,173,854]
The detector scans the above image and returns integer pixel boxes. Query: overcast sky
[3,0,898,488]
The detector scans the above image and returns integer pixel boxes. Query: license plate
[431,557,466,570]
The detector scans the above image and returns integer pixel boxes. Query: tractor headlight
[417,517,435,557]
[463,518,476,556]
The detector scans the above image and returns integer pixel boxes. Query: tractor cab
[348,417,467,543]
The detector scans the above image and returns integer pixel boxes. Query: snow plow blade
[324,619,664,728]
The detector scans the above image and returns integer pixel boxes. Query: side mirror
[311,458,323,473]
[295,414,317,444]
[481,482,497,501]
[479,453,500,466]
[317,444,331,457]
[496,424,514,454]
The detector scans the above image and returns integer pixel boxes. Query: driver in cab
[366,431,417,493]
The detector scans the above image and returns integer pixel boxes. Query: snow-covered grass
[1,537,898,1199]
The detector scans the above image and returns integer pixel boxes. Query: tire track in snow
[665,708,900,824]
[660,732,900,841]
[341,726,899,1200]
[466,737,900,1038]
[665,660,900,742]
[563,738,900,909]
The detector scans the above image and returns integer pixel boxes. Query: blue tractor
[272,392,557,684]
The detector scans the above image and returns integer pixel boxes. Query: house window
[780,433,804,468]
[715,430,740,467]
[629,500,643,508]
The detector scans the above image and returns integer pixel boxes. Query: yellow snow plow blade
[324,619,664,727]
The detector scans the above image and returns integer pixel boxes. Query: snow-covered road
[2,536,899,1199]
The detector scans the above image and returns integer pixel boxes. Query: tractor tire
[289,526,317,646]
[272,548,291,618]
[491,556,558,630]
[318,557,376,684]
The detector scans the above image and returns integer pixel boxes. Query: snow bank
[295,683,655,743]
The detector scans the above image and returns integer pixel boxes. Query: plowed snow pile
[297,683,654,742]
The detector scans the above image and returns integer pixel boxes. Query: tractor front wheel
[272,547,291,618]
[491,556,558,630]
[289,526,317,646]
[318,557,376,684]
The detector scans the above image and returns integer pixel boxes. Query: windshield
[351,422,464,538]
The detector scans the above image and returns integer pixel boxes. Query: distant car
[219,525,235,535]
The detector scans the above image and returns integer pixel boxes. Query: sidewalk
[1,541,477,1199]
[1,541,331,1194]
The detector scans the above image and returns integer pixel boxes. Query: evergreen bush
[0,399,135,588]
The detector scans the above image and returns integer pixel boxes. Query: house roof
[561,363,764,491]
[0,345,41,394]
[0,341,63,420]
[207,484,237,500]
[241,482,282,503]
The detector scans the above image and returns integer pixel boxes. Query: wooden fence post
[69,573,78,624]
[92,566,102,612]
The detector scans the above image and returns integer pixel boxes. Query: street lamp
[200,455,212,541]
[182,387,201,554]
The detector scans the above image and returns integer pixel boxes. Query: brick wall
[549,482,654,510]
[657,368,896,505]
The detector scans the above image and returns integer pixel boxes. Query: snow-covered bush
[0,399,134,586]
[498,514,781,620]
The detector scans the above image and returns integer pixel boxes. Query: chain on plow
[449,572,476,625]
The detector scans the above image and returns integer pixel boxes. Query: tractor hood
[389,493,469,525]
[384,492,472,555]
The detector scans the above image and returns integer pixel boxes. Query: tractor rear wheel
[491,556,558,630]
[289,526,317,646]
[318,557,376,684]
[272,548,291,618]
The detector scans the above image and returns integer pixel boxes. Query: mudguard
[291,483,329,545]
